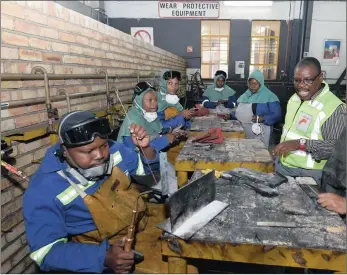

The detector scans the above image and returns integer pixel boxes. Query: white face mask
[215,87,224,92]
[165,94,179,104]
[251,116,263,136]
[143,111,158,122]
[78,162,109,179]
[134,100,158,123]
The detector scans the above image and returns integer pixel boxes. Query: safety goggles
[61,117,112,147]
[163,70,181,81]
[134,81,156,96]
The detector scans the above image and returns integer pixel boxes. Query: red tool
[192,128,224,144]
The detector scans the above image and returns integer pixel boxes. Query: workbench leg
[168,257,187,273]
[177,171,188,188]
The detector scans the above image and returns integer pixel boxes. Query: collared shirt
[305,87,346,161]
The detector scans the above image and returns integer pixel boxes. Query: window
[201,20,230,78]
[250,21,280,80]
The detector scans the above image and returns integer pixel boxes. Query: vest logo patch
[296,112,312,133]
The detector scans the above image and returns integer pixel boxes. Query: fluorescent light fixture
[223,1,273,7]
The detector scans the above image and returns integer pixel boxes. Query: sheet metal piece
[220,171,279,197]
[257,221,297,228]
[169,171,216,231]
[224,168,288,188]
[300,184,322,199]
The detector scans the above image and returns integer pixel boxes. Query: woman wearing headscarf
[157,69,196,130]
[117,82,183,171]
[235,70,281,148]
[202,70,237,114]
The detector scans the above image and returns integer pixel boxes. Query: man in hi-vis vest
[273,57,346,184]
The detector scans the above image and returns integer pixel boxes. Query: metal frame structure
[1,68,161,145]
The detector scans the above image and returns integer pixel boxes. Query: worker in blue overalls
[23,110,162,273]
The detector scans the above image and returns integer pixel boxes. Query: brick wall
[1,1,186,273]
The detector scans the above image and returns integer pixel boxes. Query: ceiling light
[223,1,273,7]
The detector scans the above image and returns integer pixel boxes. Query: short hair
[295,57,321,74]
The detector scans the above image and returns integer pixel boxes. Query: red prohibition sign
[134,30,152,42]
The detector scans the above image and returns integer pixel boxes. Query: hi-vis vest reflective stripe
[57,151,144,206]
[30,238,68,266]
[280,82,344,170]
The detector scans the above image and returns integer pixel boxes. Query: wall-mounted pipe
[57,88,71,112]
[2,87,134,109]
[1,73,162,81]
[31,66,58,133]
[98,69,111,113]
[132,71,140,83]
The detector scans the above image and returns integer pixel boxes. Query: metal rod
[98,69,111,113]
[1,73,159,81]
[2,87,133,108]
[1,160,30,182]
[58,88,71,112]
[124,190,153,252]
[132,71,140,83]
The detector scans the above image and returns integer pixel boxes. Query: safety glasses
[61,117,112,147]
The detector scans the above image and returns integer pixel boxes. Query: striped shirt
[305,87,347,161]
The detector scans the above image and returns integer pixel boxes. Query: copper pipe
[1,73,156,81]
[58,88,71,112]
[124,190,153,252]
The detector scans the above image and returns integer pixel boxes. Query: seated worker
[157,69,196,130]
[23,111,159,273]
[117,81,183,171]
[234,69,281,148]
[273,57,346,184]
[202,70,237,114]
[318,127,346,216]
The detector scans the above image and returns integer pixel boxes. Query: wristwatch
[299,138,306,151]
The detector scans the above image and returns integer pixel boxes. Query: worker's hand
[272,140,300,158]
[252,115,265,123]
[317,193,346,215]
[104,239,134,274]
[182,109,194,119]
[129,123,150,148]
[165,133,176,144]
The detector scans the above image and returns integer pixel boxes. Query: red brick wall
[1,1,186,273]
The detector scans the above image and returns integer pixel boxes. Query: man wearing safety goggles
[23,111,161,273]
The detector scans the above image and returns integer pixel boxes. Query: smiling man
[273,57,346,184]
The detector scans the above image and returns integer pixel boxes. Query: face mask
[134,99,158,123]
[77,161,110,180]
[215,87,224,92]
[251,116,263,136]
[165,94,179,104]
[64,149,113,181]
[143,111,158,122]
